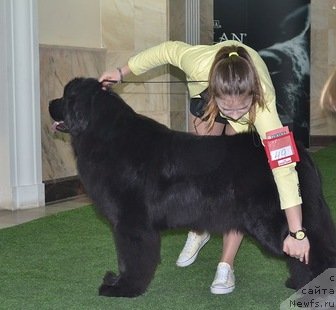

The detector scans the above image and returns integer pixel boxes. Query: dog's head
[49,77,101,135]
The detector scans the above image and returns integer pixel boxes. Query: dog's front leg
[99,226,161,298]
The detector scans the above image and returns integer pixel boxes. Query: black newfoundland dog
[49,77,336,298]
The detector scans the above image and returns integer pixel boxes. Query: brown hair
[320,69,336,112]
[202,45,266,131]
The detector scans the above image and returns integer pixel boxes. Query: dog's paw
[98,272,145,298]
[102,271,119,285]
[99,283,119,297]
[98,283,144,298]
[285,277,296,290]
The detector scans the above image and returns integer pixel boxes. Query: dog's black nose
[49,99,64,122]
[48,98,69,133]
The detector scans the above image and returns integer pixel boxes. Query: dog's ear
[63,78,100,135]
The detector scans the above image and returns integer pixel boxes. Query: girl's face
[215,93,253,121]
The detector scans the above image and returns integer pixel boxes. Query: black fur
[49,77,336,298]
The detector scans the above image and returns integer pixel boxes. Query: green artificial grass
[311,144,336,222]
[0,144,335,310]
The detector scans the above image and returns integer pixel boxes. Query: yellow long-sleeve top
[128,40,302,210]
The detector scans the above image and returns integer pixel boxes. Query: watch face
[296,231,306,240]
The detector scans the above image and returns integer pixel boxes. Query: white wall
[0,0,44,210]
[0,0,13,209]
[38,0,102,48]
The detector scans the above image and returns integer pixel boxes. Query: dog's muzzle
[51,121,69,133]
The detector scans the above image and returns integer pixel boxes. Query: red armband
[262,126,300,169]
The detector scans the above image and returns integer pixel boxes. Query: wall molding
[310,135,336,147]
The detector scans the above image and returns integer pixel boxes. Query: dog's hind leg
[286,257,312,289]
[99,225,161,298]
[285,230,336,290]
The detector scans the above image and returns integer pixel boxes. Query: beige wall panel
[38,0,101,48]
[311,0,336,136]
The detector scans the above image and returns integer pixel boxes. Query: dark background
[214,0,310,146]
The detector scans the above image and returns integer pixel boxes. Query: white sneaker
[176,231,210,267]
[210,262,235,294]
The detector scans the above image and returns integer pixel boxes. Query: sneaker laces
[216,267,229,282]
[213,263,232,285]
[181,232,200,255]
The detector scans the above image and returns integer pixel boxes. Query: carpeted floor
[0,144,335,310]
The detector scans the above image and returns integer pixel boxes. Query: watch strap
[289,228,307,240]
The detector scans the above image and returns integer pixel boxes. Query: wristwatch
[289,228,307,240]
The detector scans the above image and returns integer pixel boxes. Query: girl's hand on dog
[99,65,131,89]
[283,235,310,264]
[99,69,121,89]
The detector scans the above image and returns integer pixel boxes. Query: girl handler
[99,40,310,295]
